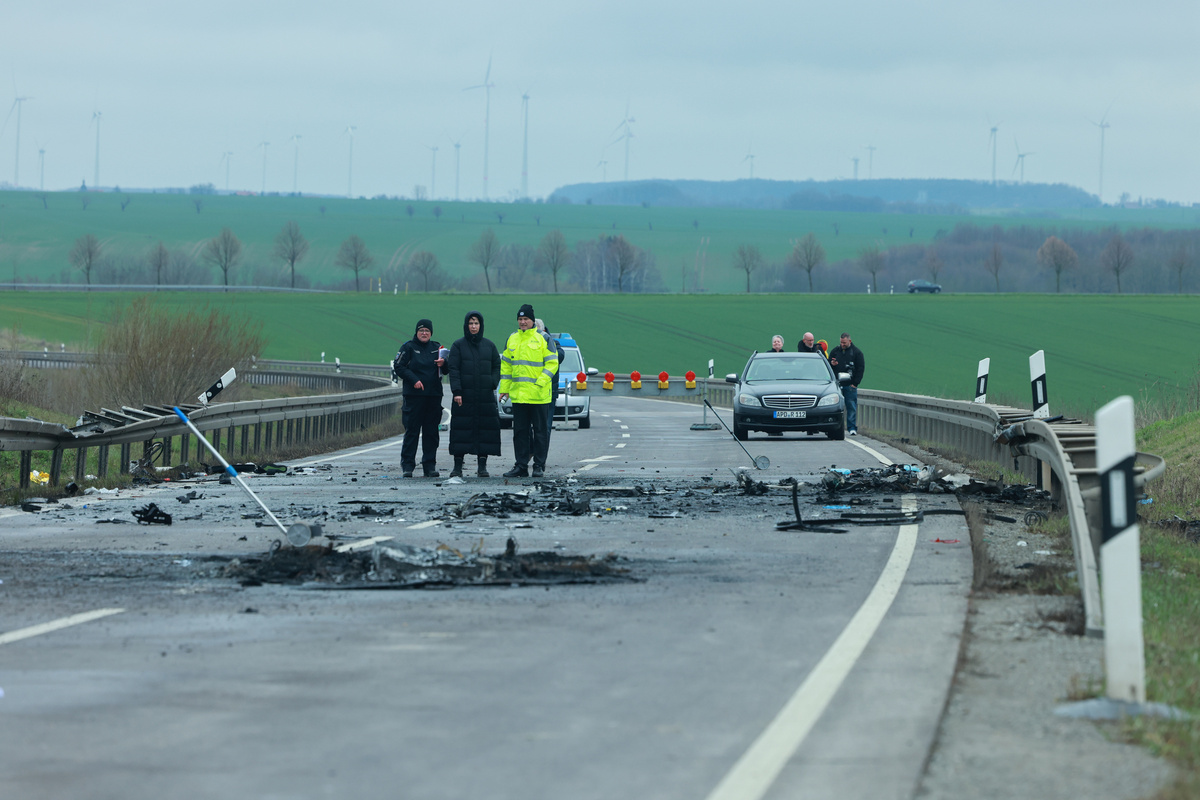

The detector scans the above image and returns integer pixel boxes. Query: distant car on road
[498,332,597,429]
[907,279,942,293]
[725,352,846,440]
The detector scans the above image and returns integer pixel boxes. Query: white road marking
[845,436,894,466]
[406,520,442,530]
[620,425,629,430]
[334,535,394,553]
[292,438,404,467]
[616,443,627,448]
[704,496,920,800]
[622,433,630,438]
[580,456,619,463]
[0,608,126,647]
[612,419,621,423]
[577,463,599,472]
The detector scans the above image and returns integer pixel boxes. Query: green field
[4,291,1198,416]
[2,190,1198,294]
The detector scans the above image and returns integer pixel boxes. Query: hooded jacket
[499,325,557,404]
[446,311,502,456]
[393,319,445,397]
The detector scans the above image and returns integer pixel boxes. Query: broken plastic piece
[132,503,172,525]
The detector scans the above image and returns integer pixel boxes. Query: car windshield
[558,349,583,375]
[744,357,831,382]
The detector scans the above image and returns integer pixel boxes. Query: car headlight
[818,393,841,407]
[737,393,762,407]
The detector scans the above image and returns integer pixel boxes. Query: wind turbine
[463,59,494,199]
[520,91,530,198]
[610,104,635,182]
[258,140,270,194]
[987,122,1000,185]
[427,145,438,199]
[38,145,45,190]
[345,125,356,198]
[743,141,755,179]
[598,159,608,181]
[91,110,102,189]
[9,94,31,186]
[1090,107,1112,202]
[219,151,233,192]
[851,156,860,180]
[290,134,301,194]
[865,144,876,179]
[449,132,465,201]
[1012,136,1034,183]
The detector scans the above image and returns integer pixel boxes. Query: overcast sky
[4,1,1197,204]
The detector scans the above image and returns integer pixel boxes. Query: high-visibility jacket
[499,328,558,404]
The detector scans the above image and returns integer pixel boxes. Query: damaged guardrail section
[1,374,401,490]
[858,389,1164,637]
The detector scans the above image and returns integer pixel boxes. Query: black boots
[477,456,489,477]
[449,456,465,478]
[502,464,528,478]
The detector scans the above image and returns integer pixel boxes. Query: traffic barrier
[630,371,642,389]
[657,371,669,390]
[575,371,587,390]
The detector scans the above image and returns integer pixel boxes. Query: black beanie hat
[415,318,433,334]
[517,303,535,319]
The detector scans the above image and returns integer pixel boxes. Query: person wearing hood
[498,303,557,478]
[446,310,502,477]
[393,318,445,477]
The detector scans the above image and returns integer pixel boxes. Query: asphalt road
[1,396,971,800]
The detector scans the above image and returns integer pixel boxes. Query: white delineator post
[1096,395,1146,704]
[198,367,236,406]
[1030,350,1049,418]
[974,358,990,403]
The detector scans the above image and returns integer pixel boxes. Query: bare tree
[925,247,944,283]
[1102,234,1134,293]
[1036,236,1078,293]
[80,195,91,211]
[858,245,884,293]
[406,251,440,292]
[203,227,242,288]
[787,233,825,292]
[468,229,499,292]
[610,235,639,293]
[148,241,169,285]
[1168,245,1191,294]
[406,205,415,218]
[982,242,1003,291]
[273,221,310,289]
[733,244,764,292]
[69,234,102,285]
[336,235,374,292]
[120,196,132,212]
[433,206,442,222]
[193,198,203,214]
[537,229,570,293]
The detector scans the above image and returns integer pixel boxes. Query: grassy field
[3,291,1199,417]
[3,189,1198,294]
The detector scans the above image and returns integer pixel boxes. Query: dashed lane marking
[406,520,441,530]
[580,456,619,463]
[0,608,126,647]
[334,535,395,553]
[622,433,630,438]
[616,443,627,448]
[620,425,629,430]
[577,463,599,472]
[704,495,920,800]
[292,438,405,467]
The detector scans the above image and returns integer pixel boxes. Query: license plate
[774,410,806,419]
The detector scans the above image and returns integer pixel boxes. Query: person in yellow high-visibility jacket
[498,303,558,478]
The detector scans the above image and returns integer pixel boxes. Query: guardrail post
[120,443,130,474]
[49,448,64,485]
[98,444,109,478]
[226,423,235,457]
[74,447,87,483]
[161,436,173,468]
[240,425,249,456]
[19,451,32,488]
[253,423,261,452]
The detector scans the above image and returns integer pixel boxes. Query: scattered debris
[132,503,172,525]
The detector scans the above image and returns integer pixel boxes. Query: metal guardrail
[858,389,1164,637]
[2,371,401,489]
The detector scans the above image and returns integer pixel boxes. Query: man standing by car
[797,332,824,355]
[393,318,445,477]
[828,332,865,435]
[499,304,558,478]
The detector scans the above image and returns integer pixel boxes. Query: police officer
[499,304,558,478]
[393,318,445,477]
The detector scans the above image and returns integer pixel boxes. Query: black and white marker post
[974,358,990,403]
[198,367,236,406]
[1029,350,1049,418]
[1097,395,1146,705]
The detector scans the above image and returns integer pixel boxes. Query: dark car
[725,352,846,440]
[907,279,942,293]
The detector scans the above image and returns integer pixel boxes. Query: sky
[3,0,1198,204]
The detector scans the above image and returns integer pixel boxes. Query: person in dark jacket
[536,318,566,439]
[797,332,823,355]
[393,318,445,477]
[827,332,865,435]
[446,310,502,477]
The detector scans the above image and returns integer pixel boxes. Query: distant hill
[548,178,1101,212]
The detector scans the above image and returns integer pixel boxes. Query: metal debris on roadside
[132,503,172,525]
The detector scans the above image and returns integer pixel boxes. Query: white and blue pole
[1096,396,1146,704]
[974,358,990,403]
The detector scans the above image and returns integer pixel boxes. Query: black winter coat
[828,343,865,387]
[394,335,445,398]
[447,311,502,456]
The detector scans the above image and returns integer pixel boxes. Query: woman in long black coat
[446,310,502,477]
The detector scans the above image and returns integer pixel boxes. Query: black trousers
[401,395,442,470]
[511,403,550,470]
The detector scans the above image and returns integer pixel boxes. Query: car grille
[762,394,817,409]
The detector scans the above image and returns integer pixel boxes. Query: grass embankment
[1132,411,1200,799]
